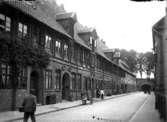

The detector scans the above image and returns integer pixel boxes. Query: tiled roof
[3,0,71,39]
[74,35,91,50]
[76,23,93,33]
[95,47,117,65]
[153,16,166,32]
[56,12,77,21]
[74,23,91,50]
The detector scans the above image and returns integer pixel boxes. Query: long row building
[0,0,136,111]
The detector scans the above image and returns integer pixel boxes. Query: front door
[62,73,70,100]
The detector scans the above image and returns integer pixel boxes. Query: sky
[56,0,166,53]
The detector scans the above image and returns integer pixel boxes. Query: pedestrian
[96,89,100,98]
[100,89,104,100]
[22,92,37,122]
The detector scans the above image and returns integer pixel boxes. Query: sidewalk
[129,93,163,122]
[0,92,131,122]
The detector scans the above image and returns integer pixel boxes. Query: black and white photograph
[0,0,166,122]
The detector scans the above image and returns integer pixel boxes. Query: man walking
[22,92,37,122]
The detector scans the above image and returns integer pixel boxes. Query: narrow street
[13,92,149,122]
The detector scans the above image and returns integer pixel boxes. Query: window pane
[5,17,11,32]
[0,13,5,31]
[18,23,23,32]
[23,25,27,37]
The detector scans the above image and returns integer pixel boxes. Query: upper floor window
[45,35,52,52]
[18,22,28,39]
[55,40,61,56]
[94,39,97,48]
[0,13,11,32]
[64,43,68,59]
[90,37,93,45]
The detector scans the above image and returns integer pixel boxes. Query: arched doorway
[141,84,151,94]
[62,73,70,100]
[30,71,39,102]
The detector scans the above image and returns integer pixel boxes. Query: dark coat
[22,94,37,112]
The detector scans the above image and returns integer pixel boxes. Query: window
[32,26,39,47]
[0,13,11,32]
[90,37,93,45]
[18,68,27,89]
[45,70,52,89]
[64,43,68,59]
[55,69,61,89]
[0,64,11,89]
[94,40,97,48]
[55,40,61,56]
[18,22,28,39]
[71,73,76,90]
[76,74,81,90]
[45,35,52,51]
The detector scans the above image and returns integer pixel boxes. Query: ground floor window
[0,63,11,89]
[18,67,27,89]
[71,73,76,90]
[55,69,61,89]
[45,70,52,89]
[76,74,81,90]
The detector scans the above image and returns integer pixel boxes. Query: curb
[5,92,134,122]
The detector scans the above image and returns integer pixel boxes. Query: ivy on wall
[0,38,50,68]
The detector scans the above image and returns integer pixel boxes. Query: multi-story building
[0,0,136,111]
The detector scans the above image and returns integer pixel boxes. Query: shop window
[55,69,61,89]
[45,70,52,89]
[0,13,11,32]
[18,22,28,39]
[0,64,11,89]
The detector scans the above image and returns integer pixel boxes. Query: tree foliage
[115,49,154,78]
[0,39,50,68]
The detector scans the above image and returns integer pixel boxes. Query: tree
[143,51,154,78]
[118,49,138,73]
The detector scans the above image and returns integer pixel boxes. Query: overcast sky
[56,0,166,53]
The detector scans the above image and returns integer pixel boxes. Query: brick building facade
[0,0,136,112]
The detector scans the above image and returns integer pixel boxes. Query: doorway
[62,73,70,100]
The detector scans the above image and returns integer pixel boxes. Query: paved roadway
[14,92,148,122]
